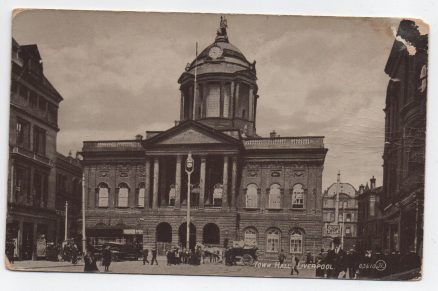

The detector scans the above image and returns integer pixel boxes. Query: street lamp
[64,201,69,241]
[185,152,194,250]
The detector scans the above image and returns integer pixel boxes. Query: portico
[142,120,241,211]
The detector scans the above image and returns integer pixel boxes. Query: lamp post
[64,201,68,240]
[81,174,86,254]
[185,152,194,249]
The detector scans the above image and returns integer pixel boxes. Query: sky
[11,10,401,190]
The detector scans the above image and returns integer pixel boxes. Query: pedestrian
[143,248,149,265]
[325,237,347,278]
[166,249,172,265]
[290,255,300,275]
[84,250,99,273]
[151,246,158,265]
[348,248,360,279]
[101,246,112,272]
[315,248,326,278]
[278,249,286,265]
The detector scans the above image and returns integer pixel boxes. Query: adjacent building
[322,172,358,251]
[356,176,383,252]
[81,18,328,260]
[6,38,82,260]
[381,20,427,256]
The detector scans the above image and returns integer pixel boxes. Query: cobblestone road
[8,256,318,279]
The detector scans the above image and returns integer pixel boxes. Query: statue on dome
[217,16,228,37]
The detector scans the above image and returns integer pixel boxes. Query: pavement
[7,256,318,278]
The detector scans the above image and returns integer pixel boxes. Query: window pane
[244,230,257,247]
[118,187,128,207]
[98,187,109,207]
[138,188,145,207]
[246,184,258,208]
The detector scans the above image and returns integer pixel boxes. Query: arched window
[137,183,145,208]
[243,228,258,247]
[292,184,305,209]
[266,228,281,253]
[117,183,129,207]
[168,184,176,206]
[213,183,223,207]
[203,223,220,245]
[96,183,109,208]
[268,184,281,209]
[245,184,258,208]
[290,229,303,254]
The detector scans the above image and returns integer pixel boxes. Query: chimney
[135,134,143,141]
[270,130,278,138]
[370,176,376,190]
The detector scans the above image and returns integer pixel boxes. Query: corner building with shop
[81,20,328,261]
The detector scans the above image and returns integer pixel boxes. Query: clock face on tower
[208,45,223,59]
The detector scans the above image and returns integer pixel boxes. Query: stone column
[234,82,240,118]
[231,157,238,209]
[175,155,182,208]
[249,86,254,121]
[199,156,206,208]
[222,156,229,208]
[152,157,159,210]
[144,158,151,209]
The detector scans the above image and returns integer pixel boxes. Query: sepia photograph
[4,9,428,281]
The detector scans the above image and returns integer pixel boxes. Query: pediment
[157,127,226,145]
[144,120,241,147]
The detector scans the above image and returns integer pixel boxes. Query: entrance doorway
[178,222,196,250]
[156,222,172,255]
[203,223,220,245]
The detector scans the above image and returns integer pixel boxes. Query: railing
[243,136,324,149]
[12,146,52,166]
[82,140,143,152]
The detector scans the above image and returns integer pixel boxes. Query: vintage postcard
[5,10,428,281]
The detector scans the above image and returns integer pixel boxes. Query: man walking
[143,248,149,265]
[151,246,158,265]
[290,254,300,275]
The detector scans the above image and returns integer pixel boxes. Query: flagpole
[193,42,198,119]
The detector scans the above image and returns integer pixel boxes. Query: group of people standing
[314,237,422,279]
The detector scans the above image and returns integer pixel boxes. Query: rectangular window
[118,188,129,207]
[137,188,145,207]
[14,166,29,200]
[266,234,280,252]
[33,126,46,156]
[290,234,303,254]
[346,213,352,222]
[29,91,37,107]
[98,188,109,208]
[16,119,30,148]
[38,96,47,112]
[369,196,376,216]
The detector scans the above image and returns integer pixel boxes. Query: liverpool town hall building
[81,19,328,260]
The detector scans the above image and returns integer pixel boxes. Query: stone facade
[81,19,328,261]
[381,20,427,256]
[322,173,359,251]
[7,38,82,260]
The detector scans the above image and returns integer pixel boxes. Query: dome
[177,16,258,138]
[181,18,256,78]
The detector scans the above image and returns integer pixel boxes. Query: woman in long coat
[101,246,112,272]
[84,250,99,273]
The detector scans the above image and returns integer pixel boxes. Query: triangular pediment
[158,127,226,145]
[143,120,241,147]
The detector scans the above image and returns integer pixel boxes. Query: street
[8,257,318,278]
